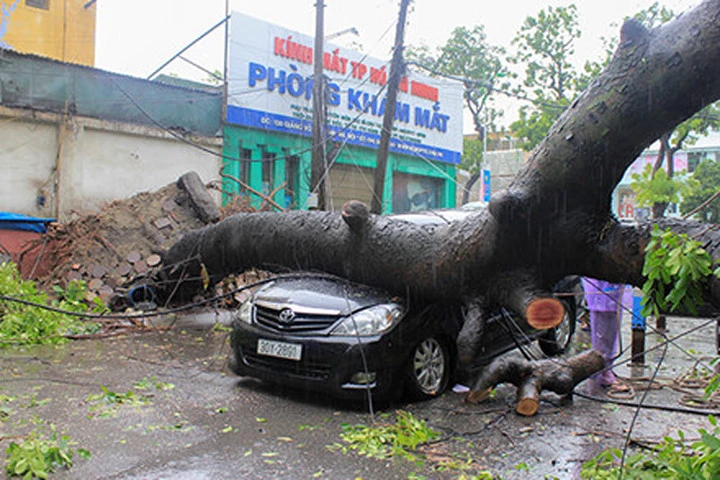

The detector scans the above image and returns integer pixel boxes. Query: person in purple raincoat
[581,278,625,387]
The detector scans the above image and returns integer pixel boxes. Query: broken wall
[0,106,222,221]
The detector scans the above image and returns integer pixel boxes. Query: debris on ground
[31,172,253,307]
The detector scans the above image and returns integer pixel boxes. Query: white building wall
[0,106,222,221]
[456,149,529,206]
[485,149,529,193]
[0,119,59,216]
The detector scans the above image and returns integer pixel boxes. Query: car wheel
[405,337,451,400]
[538,300,576,356]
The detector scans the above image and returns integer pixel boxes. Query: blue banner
[227,105,461,165]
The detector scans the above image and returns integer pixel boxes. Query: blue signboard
[226,12,464,165]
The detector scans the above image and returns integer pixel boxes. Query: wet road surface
[1,311,718,479]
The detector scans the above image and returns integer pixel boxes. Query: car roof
[389,201,487,226]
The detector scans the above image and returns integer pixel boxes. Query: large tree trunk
[156,0,720,322]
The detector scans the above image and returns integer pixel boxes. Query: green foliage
[633,1,676,27]
[0,393,16,420]
[706,360,720,400]
[681,159,720,223]
[509,100,568,151]
[508,5,581,150]
[511,4,580,99]
[0,262,103,346]
[641,226,715,316]
[86,386,150,417]
[631,163,686,209]
[673,103,720,150]
[330,410,439,463]
[4,427,90,479]
[580,416,720,479]
[462,137,484,175]
[132,376,175,392]
[579,3,674,92]
[203,69,223,86]
[406,25,508,137]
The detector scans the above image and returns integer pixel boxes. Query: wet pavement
[1,310,718,479]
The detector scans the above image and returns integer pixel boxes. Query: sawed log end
[526,296,565,329]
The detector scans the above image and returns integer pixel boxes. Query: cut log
[466,350,606,416]
[526,297,565,329]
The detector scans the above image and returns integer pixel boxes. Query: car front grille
[254,304,339,333]
[244,352,331,380]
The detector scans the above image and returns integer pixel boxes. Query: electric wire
[407,61,568,110]
[113,68,393,172]
[342,284,376,424]
[103,47,476,212]
[574,390,720,416]
[619,340,668,480]
[493,282,720,424]
[582,277,717,373]
[0,272,336,323]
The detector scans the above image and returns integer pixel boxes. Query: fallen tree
[153,0,720,409]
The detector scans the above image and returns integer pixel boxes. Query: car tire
[538,300,577,356]
[404,337,451,400]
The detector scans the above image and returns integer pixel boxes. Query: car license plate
[257,339,302,361]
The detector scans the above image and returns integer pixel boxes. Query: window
[687,151,717,173]
[392,173,442,213]
[261,152,275,196]
[239,148,251,190]
[26,0,49,10]
[284,155,299,208]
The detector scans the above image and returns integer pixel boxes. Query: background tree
[509,4,581,151]
[406,26,508,203]
[637,102,720,218]
[630,163,686,217]
[681,159,720,223]
[616,3,720,218]
[203,69,224,86]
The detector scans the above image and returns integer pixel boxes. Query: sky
[95,0,702,128]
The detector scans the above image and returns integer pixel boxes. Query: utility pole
[371,0,411,214]
[222,0,230,125]
[310,0,327,210]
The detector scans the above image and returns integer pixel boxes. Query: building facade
[474,131,720,221]
[614,132,720,221]
[222,12,464,213]
[0,49,223,220]
[0,0,96,66]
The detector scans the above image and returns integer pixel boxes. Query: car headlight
[236,300,254,324]
[330,303,405,336]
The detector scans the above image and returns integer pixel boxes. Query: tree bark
[156,0,720,323]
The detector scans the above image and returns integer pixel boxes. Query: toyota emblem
[278,308,296,324]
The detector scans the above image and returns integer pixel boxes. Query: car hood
[252,275,399,317]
